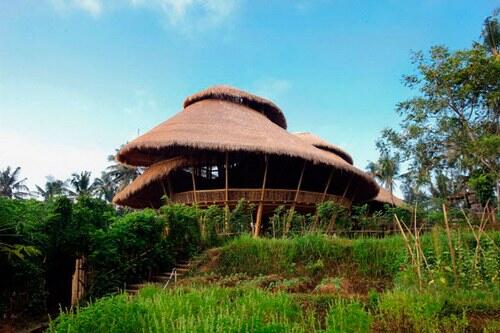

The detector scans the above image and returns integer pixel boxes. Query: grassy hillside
[49,231,500,333]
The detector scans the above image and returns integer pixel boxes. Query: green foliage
[380,42,500,201]
[45,228,500,333]
[201,205,224,247]
[326,300,372,333]
[268,205,287,238]
[86,209,172,297]
[216,233,408,279]
[229,199,255,234]
[161,204,201,258]
[352,236,407,278]
[0,197,205,317]
[376,288,500,332]
[48,286,320,333]
[468,173,495,206]
[316,201,350,233]
[398,228,500,290]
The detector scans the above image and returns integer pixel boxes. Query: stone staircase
[125,255,203,295]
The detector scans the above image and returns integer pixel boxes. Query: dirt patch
[313,275,390,299]
[467,312,500,333]
[196,248,222,273]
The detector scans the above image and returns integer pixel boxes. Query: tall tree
[482,8,500,56]
[68,171,98,198]
[104,150,140,191]
[35,176,67,200]
[381,43,500,204]
[94,172,118,203]
[0,167,29,199]
[367,152,400,204]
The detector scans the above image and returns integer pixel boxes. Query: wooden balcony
[171,188,351,208]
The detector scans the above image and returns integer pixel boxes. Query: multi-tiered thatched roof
[113,85,379,209]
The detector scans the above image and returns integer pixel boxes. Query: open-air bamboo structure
[113,85,380,235]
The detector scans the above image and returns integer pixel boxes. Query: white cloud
[50,0,239,32]
[51,0,103,17]
[0,130,109,190]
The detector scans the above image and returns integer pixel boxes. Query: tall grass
[216,233,407,278]
[48,231,500,333]
[216,231,500,285]
[48,286,321,333]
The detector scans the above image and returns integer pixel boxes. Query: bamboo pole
[442,204,457,281]
[254,155,268,237]
[225,152,229,203]
[314,169,334,229]
[341,174,353,202]
[191,167,198,204]
[286,161,306,235]
[166,175,174,200]
[224,153,229,233]
[321,169,334,202]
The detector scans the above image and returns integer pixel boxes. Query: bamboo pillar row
[314,168,335,228]
[224,153,229,232]
[191,167,198,204]
[254,155,268,237]
[286,161,306,234]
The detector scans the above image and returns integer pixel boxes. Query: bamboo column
[159,180,168,204]
[167,175,174,200]
[286,161,306,234]
[340,174,354,205]
[321,169,334,202]
[224,152,230,233]
[254,155,269,237]
[191,167,198,204]
[314,169,334,228]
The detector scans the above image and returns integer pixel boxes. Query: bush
[161,204,201,259]
[86,209,173,297]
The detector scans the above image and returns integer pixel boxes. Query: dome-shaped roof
[293,132,353,164]
[184,85,287,129]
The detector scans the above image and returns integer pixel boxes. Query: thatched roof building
[368,187,405,210]
[113,85,379,235]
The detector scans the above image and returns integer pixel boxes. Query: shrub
[326,300,372,333]
[161,204,201,259]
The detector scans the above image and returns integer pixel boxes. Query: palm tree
[482,8,500,56]
[0,166,29,199]
[94,172,118,203]
[104,149,141,191]
[367,153,400,204]
[35,176,67,200]
[68,171,98,198]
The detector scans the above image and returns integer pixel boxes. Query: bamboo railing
[171,188,351,207]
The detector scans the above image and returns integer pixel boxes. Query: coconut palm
[35,176,67,200]
[67,171,98,198]
[94,172,118,203]
[482,8,500,56]
[367,154,400,204]
[104,149,141,191]
[0,166,30,199]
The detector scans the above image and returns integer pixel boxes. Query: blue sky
[0,0,496,191]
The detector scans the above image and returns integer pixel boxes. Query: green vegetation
[3,9,500,332]
[48,231,500,333]
[0,197,207,316]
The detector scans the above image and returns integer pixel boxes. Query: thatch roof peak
[183,85,287,129]
[293,132,353,165]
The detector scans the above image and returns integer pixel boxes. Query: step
[175,268,190,273]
